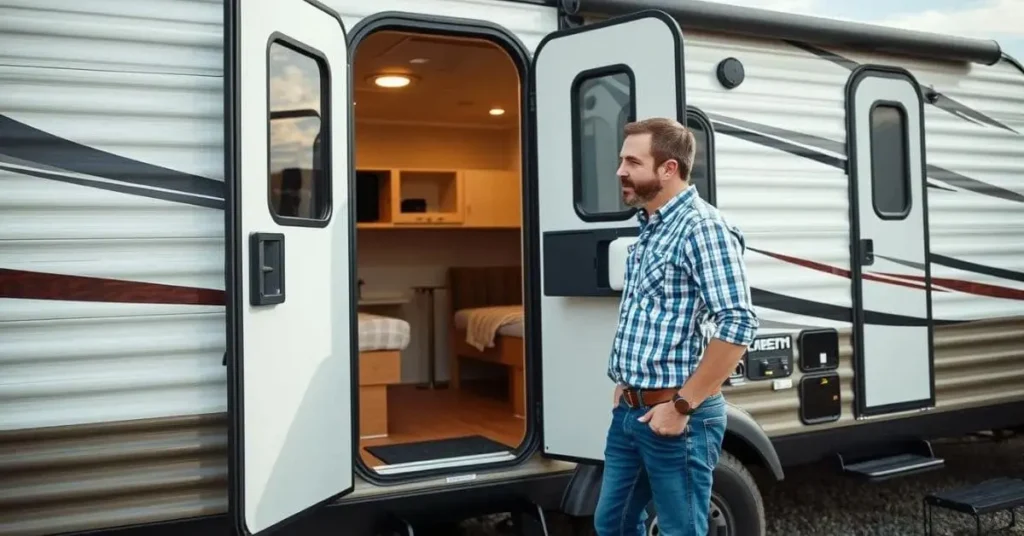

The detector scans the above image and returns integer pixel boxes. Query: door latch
[860,238,874,266]
[250,232,285,306]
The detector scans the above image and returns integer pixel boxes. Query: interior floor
[352,29,527,473]
[359,382,526,468]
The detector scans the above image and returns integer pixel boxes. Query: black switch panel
[744,334,794,381]
[250,232,285,306]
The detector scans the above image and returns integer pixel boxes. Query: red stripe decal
[0,269,225,305]
[878,272,1024,301]
[749,248,938,291]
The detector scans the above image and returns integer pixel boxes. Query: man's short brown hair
[623,117,695,181]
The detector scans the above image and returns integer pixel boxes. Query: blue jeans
[594,392,728,536]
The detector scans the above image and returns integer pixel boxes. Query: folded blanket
[465,305,523,351]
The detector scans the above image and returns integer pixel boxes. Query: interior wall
[355,122,517,170]
[354,121,523,384]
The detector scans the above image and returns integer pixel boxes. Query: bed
[358,312,410,439]
[446,266,526,418]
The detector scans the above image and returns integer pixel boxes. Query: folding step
[924,477,1024,535]
[837,439,945,482]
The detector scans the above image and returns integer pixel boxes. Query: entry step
[837,440,945,482]
[842,453,945,480]
[923,477,1024,535]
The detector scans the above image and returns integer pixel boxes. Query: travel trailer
[1,0,1021,534]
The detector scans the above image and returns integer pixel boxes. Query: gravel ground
[454,431,1023,536]
[761,432,1024,536]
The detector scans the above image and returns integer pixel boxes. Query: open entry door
[226,0,354,534]
[531,11,685,462]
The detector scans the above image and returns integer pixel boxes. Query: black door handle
[860,238,874,266]
[250,232,285,306]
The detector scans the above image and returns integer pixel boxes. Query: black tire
[644,451,765,536]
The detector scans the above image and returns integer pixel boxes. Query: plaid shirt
[608,185,759,389]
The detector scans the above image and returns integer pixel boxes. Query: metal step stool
[923,477,1024,535]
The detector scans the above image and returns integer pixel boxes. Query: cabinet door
[463,170,522,228]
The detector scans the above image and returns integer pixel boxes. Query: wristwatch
[672,394,695,415]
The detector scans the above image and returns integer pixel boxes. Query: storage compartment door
[531,10,686,462]
[227,0,355,534]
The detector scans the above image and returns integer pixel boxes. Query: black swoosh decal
[0,164,223,210]
[708,112,846,155]
[930,254,1024,284]
[0,114,224,201]
[712,122,847,170]
[711,113,1019,201]
[752,287,964,326]
[786,40,1019,134]
[926,165,1024,204]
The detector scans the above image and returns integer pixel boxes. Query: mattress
[453,305,524,340]
[358,313,411,352]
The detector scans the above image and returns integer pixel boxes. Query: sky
[703,0,1024,63]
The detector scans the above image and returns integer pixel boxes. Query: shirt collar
[637,184,697,227]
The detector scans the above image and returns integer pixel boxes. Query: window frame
[569,63,637,222]
[867,100,913,220]
[686,105,717,207]
[265,33,334,228]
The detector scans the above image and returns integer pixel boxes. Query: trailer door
[531,10,685,462]
[847,66,934,417]
[226,0,354,534]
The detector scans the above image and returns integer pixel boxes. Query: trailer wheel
[644,451,765,536]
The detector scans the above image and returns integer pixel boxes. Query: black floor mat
[364,435,511,465]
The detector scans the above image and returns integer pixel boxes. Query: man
[593,117,759,536]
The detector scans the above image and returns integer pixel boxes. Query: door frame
[844,63,935,418]
[343,11,540,483]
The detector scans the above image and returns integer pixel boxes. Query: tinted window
[869,104,911,218]
[268,40,331,222]
[687,115,713,205]
[574,70,634,219]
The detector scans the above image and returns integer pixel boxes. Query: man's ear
[661,159,679,178]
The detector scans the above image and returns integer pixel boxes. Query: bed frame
[358,350,402,439]
[446,265,526,418]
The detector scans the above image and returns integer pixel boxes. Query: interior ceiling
[353,30,520,128]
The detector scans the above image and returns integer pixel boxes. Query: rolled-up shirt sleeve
[682,217,759,347]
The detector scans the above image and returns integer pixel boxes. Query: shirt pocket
[634,251,668,298]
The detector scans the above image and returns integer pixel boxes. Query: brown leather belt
[621,387,676,408]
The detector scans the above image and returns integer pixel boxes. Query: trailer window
[687,108,715,206]
[572,67,636,221]
[267,39,332,224]
[869,103,911,219]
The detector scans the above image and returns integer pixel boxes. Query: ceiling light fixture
[489,107,505,116]
[371,74,412,88]
[409,58,429,64]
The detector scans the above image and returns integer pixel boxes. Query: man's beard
[622,178,661,207]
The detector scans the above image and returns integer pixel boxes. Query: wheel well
[722,430,780,481]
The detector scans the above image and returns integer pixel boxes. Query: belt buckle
[623,389,643,408]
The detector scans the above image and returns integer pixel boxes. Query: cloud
[869,0,1024,38]
[706,0,819,10]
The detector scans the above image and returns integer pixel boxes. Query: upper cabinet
[355,167,519,229]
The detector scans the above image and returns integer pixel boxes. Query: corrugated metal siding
[0,416,227,536]
[0,0,227,533]
[686,30,855,329]
[0,2,225,432]
[726,318,1024,437]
